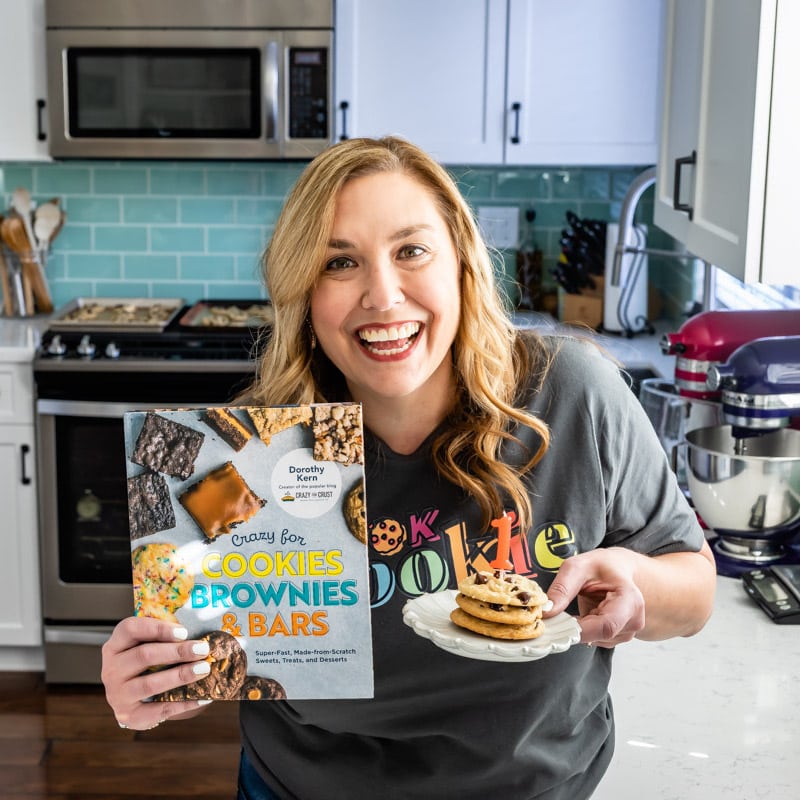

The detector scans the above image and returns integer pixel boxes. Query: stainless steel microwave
[45,0,333,160]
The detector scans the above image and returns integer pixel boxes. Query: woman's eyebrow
[391,224,435,241]
[328,224,434,250]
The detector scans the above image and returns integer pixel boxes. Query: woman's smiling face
[310,170,461,407]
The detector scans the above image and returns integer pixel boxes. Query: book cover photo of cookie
[123,404,374,701]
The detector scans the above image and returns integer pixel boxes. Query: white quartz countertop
[0,316,46,362]
[512,311,677,378]
[593,574,800,799]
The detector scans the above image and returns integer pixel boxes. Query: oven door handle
[45,627,114,646]
[36,399,197,417]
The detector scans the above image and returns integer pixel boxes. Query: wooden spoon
[0,216,14,316]
[10,187,37,253]
[34,199,63,259]
[0,215,53,314]
[0,216,33,313]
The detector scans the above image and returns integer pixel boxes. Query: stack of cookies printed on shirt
[450,570,551,640]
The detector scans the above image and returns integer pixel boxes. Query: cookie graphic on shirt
[369,517,406,555]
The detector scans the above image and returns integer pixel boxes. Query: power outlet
[477,206,519,249]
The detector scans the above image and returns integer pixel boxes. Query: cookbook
[123,404,374,701]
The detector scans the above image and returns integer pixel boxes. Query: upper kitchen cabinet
[334,0,507,163]
[0,0,49,161]
[505,0,664,166]
[654,0,796,285]
[335,0,664,166]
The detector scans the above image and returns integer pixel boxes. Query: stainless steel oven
[45,0,333,160]
[34,301,262,682]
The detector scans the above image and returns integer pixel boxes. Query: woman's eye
[325,255,356,272]
[398,244,426,259]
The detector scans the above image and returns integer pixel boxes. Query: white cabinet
[335,0,664,166]
[505,0,664,166]
[334,0,508,163]
[654,0,795,286]
[0,362,41,646]
[0,0,49,161]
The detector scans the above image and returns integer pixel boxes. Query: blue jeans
[236,749,283,800]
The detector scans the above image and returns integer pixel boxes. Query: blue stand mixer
[685,335,800,577]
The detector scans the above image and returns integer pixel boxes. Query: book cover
[123,404,374,701]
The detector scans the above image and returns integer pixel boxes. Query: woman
[103,137,716,799]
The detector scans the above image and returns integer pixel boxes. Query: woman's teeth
[358,322,420,354]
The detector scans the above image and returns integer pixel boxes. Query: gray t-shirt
[240,335,705,799]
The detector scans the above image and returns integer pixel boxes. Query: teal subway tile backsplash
[56,224,92,251]
[125,255,179,280]
[207,170,263,196]
[124,198,178,224]
[150,167,206,195]
[208,226,266,255]
[68,197,121,223]
[69,254,122,280]
[151,226,205,253]
[1,158,685,313]
[181,198,236,225]
[95,225,148,252]
[181,255,237,282]
[94,168,148,194]
[37,165,92,195]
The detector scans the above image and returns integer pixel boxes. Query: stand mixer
[660,308,800,398]
[641,309,800,491]
[685,335,800,576]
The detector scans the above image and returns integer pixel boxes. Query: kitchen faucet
[610,166,713,311]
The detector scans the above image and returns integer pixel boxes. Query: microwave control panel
[289,47,329,139]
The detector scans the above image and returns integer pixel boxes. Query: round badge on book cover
[271,449,343,518]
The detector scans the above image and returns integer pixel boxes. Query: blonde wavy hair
[248,136,552,531]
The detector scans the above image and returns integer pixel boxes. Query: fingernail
[172,626,188,640]
[192,661,211,676]
[191,641,210,656]
[197,699,213,706]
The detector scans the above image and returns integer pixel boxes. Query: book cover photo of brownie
[123,404,373,702]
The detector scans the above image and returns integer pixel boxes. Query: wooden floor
[0,672,242,799]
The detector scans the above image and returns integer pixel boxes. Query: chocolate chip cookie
[153,630,247,701]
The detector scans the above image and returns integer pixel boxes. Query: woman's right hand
[101,615,213,731]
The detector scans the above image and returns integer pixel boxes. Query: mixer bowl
[685,425,800,537]
[639,379,724,488]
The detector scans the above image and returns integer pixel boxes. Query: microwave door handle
[264,41,279,141]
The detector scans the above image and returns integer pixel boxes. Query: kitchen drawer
[0,363,34,423]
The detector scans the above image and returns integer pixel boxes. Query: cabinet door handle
[510,102,521,144]
[37,99,47,141]
[673,150,697,220]
[339,101,349,141]
[20,444,32,485]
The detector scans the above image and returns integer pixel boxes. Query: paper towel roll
[603,222,648,333]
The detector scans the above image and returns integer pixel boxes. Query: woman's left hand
[544,541,716,646]
[543,548,646,648]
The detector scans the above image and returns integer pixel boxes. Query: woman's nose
[361,261,404,310]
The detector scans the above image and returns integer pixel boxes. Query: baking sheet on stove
[50,298,185,332]
[179,300,274,329]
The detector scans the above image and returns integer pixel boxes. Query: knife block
[558,276,604,329]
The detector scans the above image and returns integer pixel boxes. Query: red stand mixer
[640,309,800,492]
[684,335,800,576]
[660,308,800,398]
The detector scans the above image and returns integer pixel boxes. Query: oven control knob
[77,335,96,358]
[46,334,67,356]
[105,341,121,359]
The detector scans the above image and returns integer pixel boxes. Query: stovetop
[35,303,269,366]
